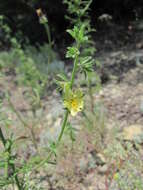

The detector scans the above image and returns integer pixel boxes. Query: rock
[122,124,143,141]
[90,151,106,166]
[96,153,106,165]
[98,164,108,174]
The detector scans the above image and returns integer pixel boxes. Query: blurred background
[0,0,143,49]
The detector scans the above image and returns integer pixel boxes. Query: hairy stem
[57,110,69,142]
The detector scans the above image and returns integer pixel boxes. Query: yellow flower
[36,8,43,17]
[36,8,48,24]
[63,88,84,116]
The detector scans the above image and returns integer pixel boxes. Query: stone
[90,151,106,165]
[96,153,106,164]
[122,124,143,141]
[98,164,108,174]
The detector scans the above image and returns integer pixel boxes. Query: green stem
[70,55,78,88]
[5,159,8,178]
[70,43,80,88]
[44,24,52,49]
[44,24,52,64]
[0,127,6,146]
[17,111,69,175]
[11,164,21,190]
[57,110,69,142]
[0,128,8,179]
[0,127,21,189]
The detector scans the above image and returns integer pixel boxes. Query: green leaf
[67,25,88,43]
[49,142,57,157]
[5,140,12,150]
[65,122,77,142]
[66,46,80,58]
[67,28,76,39]
[55,73,70,93]
[56,73,68,82]
[78,56,94,76]
[0,160,6,168]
